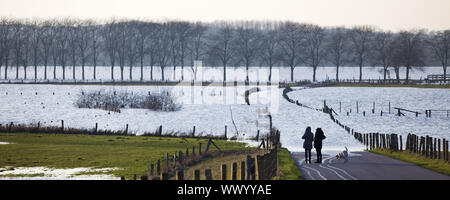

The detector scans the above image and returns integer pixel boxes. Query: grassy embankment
[0,133,249,179]
[0,133,303,180]
[181,147,303,180]
[370,149,450,176]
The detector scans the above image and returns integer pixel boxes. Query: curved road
[292,151,450,180]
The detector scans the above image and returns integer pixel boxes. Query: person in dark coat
[314,128,326,163]
[301,127,314,164]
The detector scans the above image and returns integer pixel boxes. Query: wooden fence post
[224,125,227,139]
[438,139,441,160]
[194,170,200,180]
[150,164,154,177]
[445,141,448,162]
[166,152,169,171]
[232,162,237,180]
[157,160,161,175]
[240,161,246,180]
[158,125,162,136]
[434,138,437,159]
[400,135,403,151]
[125,124,128,135]
[256,130,260,141]
[205,169,212,180]
[192,126,196,137]
[221,164,227,180]
[160,172,169,180]
[61,120,64,132]
[176,170,184,180]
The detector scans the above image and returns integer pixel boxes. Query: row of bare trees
[0,17,449,82]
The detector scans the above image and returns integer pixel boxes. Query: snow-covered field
[287,87,450,142]
[0,65,444,82]
[0,166,118,180]
[1,84,448,153]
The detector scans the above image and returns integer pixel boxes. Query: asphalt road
[292,151,450,180]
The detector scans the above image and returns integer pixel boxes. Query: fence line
[126,129,280,180]
[283,88,449,163]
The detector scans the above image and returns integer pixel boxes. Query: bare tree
[29,19,41,80]
[235,22,261,82]
[67,20,78,80]
[0,17,13,79]
[372,31,395,80]
[91,23,100,80]
[76,20,93,80]
[116,21,128,81]
[155,22,171,80]
[208,23,236,82]
[11,20,23,80]
[146,22,160,80]
[101,19,118,80]
[55,20,71,80]
[279,21,305,82]
[188,22,207,80]
[396,30,426,83]
[428,30,450,82]
[349,26,374,82]
[260,22,281,82]
[21,23,31,80]
[40,20,56,80]
[125,21,138,80]
[168,22,180,80]
[136,21,149,81]
[326,27,349,81]
[177,21,192,81]
[304,24,326,82]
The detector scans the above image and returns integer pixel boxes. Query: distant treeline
[0,17,448,82]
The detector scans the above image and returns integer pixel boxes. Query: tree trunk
[312,66,317,82]
[405,66,410,83]
[150,65,153,80]
[16,65,19,80]
[121,66,124,81]
[62,66,65,80]
[72,65,76,80]
[140,61,143,81]
[111,65,114,80]
[443,62,447,83]
[223,65,226,82]
[268,65,272,82]
[359,65,362,82]
[53,65,56,80]
[34,65,37,80]
[246,65,249,82]
[290,66,294,82]
[336,65,339,82]
[130,65,133,80]
[161,66,165,80]
[24,66,27,80]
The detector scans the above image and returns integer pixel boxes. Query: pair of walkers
[302,127,326,164]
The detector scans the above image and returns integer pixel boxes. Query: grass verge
[277,148,303,180]
[370,149,450,176]
[0,133,250,179]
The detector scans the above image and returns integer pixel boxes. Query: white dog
[336,147,349,163]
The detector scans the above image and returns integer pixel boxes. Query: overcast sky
[1,0,449,31]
